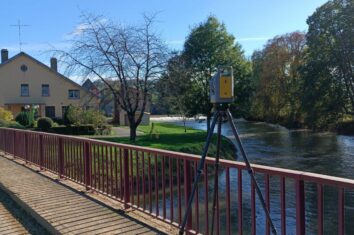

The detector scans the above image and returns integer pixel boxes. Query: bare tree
[56,13,168,141]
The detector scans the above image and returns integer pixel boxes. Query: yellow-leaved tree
[0,108,14,121]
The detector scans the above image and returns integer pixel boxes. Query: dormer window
[68,89,80,99]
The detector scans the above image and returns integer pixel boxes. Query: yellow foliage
[0,108,14,121]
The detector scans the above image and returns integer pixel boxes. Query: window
[45,106,56,118]
[21,84,29,97]
[42,84,50,97]
[62,106,68,117]
[68,90,80,99]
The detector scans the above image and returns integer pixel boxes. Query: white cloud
[63,23,90,40]
[63,18,108,40]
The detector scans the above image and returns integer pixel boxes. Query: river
[154,117,354,234]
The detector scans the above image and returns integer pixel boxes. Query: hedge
[49,125,96,135]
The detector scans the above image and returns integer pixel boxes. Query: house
[0,49,98,119]
[83,79,151,125]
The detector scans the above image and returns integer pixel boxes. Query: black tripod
[179,104,278,235]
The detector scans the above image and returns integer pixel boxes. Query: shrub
[15,111,34,127]
[95,124,112,135]
[52,122,59,128]
[37,117,53,131]
[0,119,8,127]
[64,105,106,127]
[0,108,13,121]
[0,119,25,129]
[7,121,25,129]
[63,105,79,125]
[52,117,65,125]
[49,125,96,135]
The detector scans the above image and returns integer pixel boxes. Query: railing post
[184,159,192,232]
[39,135,44,170]
[338,188,345,235]
[58,137,64,178]
[84,142,91,190]
[296,179,305,235]
[12,130,16,157]
[24,132,28,163]
[123,148,130,209]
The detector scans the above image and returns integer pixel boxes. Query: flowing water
[155,118,354,234]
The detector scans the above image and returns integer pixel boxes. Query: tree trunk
[129,124,137,141]
[111,99,120,125]
[128,113,137,141]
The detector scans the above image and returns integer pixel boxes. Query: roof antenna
[10,20,29,52]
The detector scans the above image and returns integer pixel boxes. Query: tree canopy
[301,0,353,128]
[181,16,251,130]
[250,31,306,127]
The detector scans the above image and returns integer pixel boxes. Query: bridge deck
[0,201,29,235]
[0,156,163,235]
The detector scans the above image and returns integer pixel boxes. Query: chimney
[50,57,57,72]
[1,49,8,63]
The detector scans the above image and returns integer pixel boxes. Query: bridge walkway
[0,198,29,235]
[0,155,165,235]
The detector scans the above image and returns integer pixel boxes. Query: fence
[0,127,353,235]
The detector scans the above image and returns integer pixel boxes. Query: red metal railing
[0,127,353,235]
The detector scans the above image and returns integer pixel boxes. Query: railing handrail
[1,127,353,188]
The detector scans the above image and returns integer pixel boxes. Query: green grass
[97,122,236,160]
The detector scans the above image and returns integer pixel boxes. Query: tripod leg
[210,112,223,235]
[226,109,278,235]
[179,111,219,235]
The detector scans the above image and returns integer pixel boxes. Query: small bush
[37,117,53,131]
[7,121,25,129]
[0,119,25,129]
[0,108,13,121]
[52,122,59,127]
[64,105,106,126]
[0,119,8,127]
[15,111,34,127]
[95,124,112,135]
[49,125,96,135]
[52,117,65,125]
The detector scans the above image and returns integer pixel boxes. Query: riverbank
[97,122,236,160]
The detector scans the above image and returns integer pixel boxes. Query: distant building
[82,79,150,125]
[0,49,98,118]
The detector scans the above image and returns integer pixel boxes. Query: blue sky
[0,0,327,65]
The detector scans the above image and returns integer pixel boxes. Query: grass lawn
[97,122,236,160]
